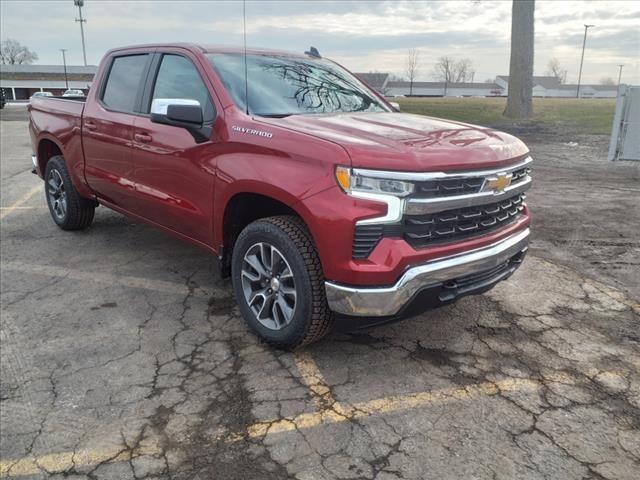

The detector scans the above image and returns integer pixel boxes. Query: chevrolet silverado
[28,43,532,349]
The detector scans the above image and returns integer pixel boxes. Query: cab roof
[107,43,317,60]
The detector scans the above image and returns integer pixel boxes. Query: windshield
[208,53,389,117]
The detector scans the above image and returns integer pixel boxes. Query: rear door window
[101,54,149,113]
[150,54,215,123]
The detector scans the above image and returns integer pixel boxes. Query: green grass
[395,97,616,135]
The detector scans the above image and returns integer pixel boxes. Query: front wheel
[44,155,95,230]
[231,216,332,349]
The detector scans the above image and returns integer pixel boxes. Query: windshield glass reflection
[208,53,389,117]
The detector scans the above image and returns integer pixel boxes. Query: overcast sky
[1,0,638,84]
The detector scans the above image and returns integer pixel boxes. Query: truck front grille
[352,193,525,258]
[415,177,484,197]
[351,158,531,259]
[403,193,525,249]
[413,165,530,199]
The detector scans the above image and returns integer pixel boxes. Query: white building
[358,73,618,98]
[385,81,504,97]
[494,75,617,98]
[0,64,97,100]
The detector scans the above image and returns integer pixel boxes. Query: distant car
[0,89,5,109]
[31,92,54,99]
[62,89,85,97]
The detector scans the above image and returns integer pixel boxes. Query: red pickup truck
[28,43,531,349]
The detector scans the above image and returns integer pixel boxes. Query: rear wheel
[231,216,332,349]
[44,155,95,230]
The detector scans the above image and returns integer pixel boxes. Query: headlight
[335,166,414,197]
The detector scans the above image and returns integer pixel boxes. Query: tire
[44,155,95,230]
[231,215,332,349]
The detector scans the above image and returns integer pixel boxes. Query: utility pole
[617,64,624,87]
[74,0,88,66]
[503,0,535,119]
[60,49,69,89]
[576,24,594,98]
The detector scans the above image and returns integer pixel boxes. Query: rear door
[83,52,152,210]
[130,51,219,246]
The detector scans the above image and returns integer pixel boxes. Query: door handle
[134,132,152,143]
[84,121,97,131]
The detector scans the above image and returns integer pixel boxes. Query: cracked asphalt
[1,104,639,479]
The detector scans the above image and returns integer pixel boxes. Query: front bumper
[325,227,530,317]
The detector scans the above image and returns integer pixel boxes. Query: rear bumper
[325,227,529,317]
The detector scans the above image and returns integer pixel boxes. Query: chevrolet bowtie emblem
[484,172,513,193]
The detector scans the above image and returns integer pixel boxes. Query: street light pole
[74,0,88,66]
[576,24,594,98]
[617,64,624,87]
[60,49,69,90]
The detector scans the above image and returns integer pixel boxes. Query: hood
[259,112,529,171]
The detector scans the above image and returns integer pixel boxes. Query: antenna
[304,47,321,58]
[243,0,249,115]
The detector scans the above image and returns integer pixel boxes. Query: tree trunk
[504,0,535,119]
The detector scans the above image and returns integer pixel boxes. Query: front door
[131,52,219,246]
[83,53,151,211]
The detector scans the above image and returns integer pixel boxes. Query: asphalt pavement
[1,103,639,479]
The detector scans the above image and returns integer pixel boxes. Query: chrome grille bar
[405,176,531,215]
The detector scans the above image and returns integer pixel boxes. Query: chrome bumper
[325,228,530,317]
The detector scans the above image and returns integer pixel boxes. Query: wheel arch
[217,187,319,277]
[37,136,64,175]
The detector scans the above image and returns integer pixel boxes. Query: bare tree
[599,77,615,86]
[404,49,420,96]
[546,58,567,83]
[0,38,38,65]
[504,0,535,119]
[433,56,476,95]
[433,56,476,83]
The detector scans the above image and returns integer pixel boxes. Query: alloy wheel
[240,242,297,330]
[47,169,67,220]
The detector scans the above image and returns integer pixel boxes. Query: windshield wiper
[256,113,294,118]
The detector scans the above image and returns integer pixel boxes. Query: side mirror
[150,98,211,143]
[389,101,400,112]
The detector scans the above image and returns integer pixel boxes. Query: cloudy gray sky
[1,0,638,84]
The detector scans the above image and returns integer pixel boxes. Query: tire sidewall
[231,221,314,346]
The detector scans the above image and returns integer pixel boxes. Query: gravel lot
[1,103,639,479]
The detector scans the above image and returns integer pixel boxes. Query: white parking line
[0,185,41,220]
[0,206,46,210]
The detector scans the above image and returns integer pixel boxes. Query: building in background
[386,81,504,97]
[358,73,617,98]
[354,73,391,95]
[2,65,617,101]
[495,75,617,98]
[0,64,97,100]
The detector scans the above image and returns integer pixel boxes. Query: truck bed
[28,96,87,188]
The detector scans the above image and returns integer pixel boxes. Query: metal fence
[608,85,640,161]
